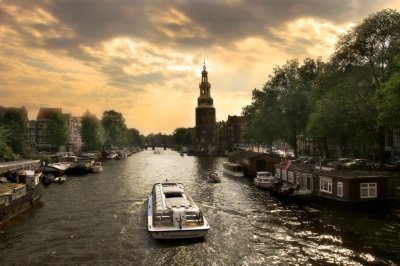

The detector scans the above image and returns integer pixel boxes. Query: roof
[227,150,269,159]
[281,165,389,180]
[37,107,62,120]
[0,106,28,120]
[227,115,245,125]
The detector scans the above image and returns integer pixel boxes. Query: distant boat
[148,181,210,239]
[222,162,245,177]
[206,172,221,183]
[106,152,117,159]
[53,176,66,184]
[254,171,274,189]
[91,162,103,173]
[65,160,92,175]
[42,162,70,177]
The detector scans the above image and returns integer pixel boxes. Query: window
[320,177,332,193]
[337,182,343,197]
[282,170,287,181]
[360,183,377,198]
[288,172,294,183]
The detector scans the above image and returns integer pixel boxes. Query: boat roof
[153,182,194,209]
[223,162,242,166]
[0,183,25,195]
[227,150,277,159]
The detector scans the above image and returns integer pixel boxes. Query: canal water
[1,149,399,265]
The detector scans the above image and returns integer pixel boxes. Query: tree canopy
[81,111,105,151]
[242,9,400,160]
[0,109,28,155]
[47,112,69,150]
[101,110,128,149]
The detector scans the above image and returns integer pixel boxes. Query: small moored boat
[53,176,66,184]
[254,171,274,189]
[222,162,245,177]
[148,181,210,239]
[91,162,103,173]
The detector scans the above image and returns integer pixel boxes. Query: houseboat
[222,162,245,177]
[226,150,281,177]
[254,171,274,189]
[274,162,389,203]
[41,162,70,177]
[148,181,210,239]
[0,160,43,225]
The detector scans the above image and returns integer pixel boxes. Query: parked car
[327,158,353,169]
[343,159,373,170]
[383,155,400,171]
[291,156,316,165]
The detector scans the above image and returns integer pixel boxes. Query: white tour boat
[148,181,210,239]
[222,162,245,177]
[254,171,274,189]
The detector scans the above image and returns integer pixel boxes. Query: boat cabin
[227,150,281,177]
[275,164,389,203]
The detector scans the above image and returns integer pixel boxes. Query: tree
[243,58,322,156]
[377,55,400,129]
[127,128,144,147]
[242,88,280,150]
[0,125,15,161]
[0,126,10,146]
[47,112,69,151]
[172,128,193,146]
[101,110,128,149]
[0,109,28,155]
[329,9,400,160]
[81,111,105,151]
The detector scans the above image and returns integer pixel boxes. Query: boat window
[165,192,183,198]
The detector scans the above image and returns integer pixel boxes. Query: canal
[1,149,399,265]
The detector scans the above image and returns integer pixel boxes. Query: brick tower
[195,62,216,150]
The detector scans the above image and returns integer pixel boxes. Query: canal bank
[0,149,399,265]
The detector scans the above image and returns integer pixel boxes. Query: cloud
[0,0,398,134]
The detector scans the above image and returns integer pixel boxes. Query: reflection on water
[0,149,399,265]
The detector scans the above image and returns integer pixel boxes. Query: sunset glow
[1,0,399,134]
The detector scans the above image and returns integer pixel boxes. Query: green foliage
[0,126,10,146]
[47,112,69,149]
[81,111,105,151]
[101,110,128,149]
[377,70,400,129]
[0,143,17,161]
[127,128,144,147]
[0,109,28,155]
[243,58,323,156]
[172,127,193,146]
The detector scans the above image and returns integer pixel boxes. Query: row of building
[0,106,82,154]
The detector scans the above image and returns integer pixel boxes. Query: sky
[1,0,399,135]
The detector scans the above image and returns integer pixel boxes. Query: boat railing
[186,210,204,225]
[154,209,173,226]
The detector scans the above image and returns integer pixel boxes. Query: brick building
[195,63,216,150]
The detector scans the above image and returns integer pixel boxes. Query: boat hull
[223,168,245,177]
[0,183,43,226]
[254,179,272,189]
[149,229,209,239]
[222,162,245,177]
[148,192,210,239]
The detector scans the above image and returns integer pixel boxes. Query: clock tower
[195,62,216,149]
